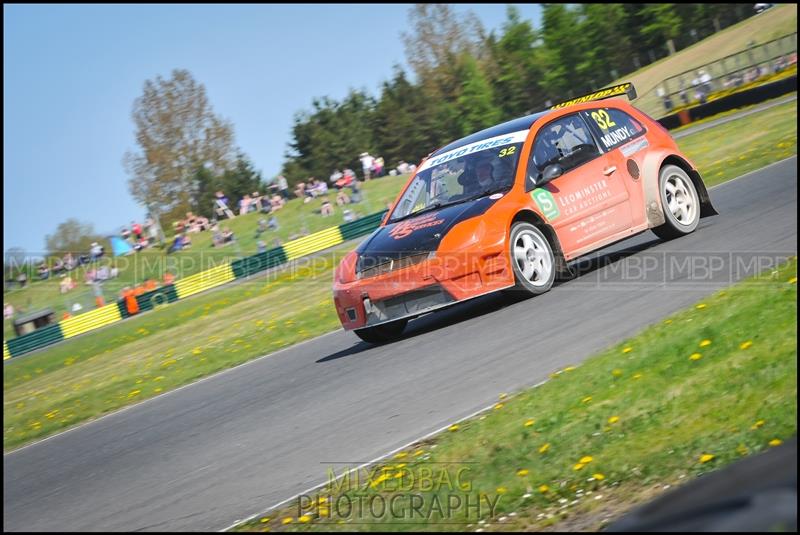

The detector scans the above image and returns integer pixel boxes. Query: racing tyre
[652,165,700,240]
[508,222,556,295]
[354,318,408,344]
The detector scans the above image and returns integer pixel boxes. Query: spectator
[97,265,110,281]
[270,194,285,211]
[132,221,143,242]
[294,181,307,199]
[342,168,356,186]
[4,302,14,320]
[60,275,75,294]
[360,152,374,180]
[320,197,334,217]
[212,224,224,247]
[85,268,97,284]
[350,180,363,203]
[268,215,279,231]
[146,216,160,245]
[343,209,355,223]
[110,266,119,279]
[372,156,385,178]
[257,240,267,254]
[121,227,131,241]
[330,168,344,188]
[277,175,290,200]
[90,242,104,261]
[254,218,268,239]
[215,191,235,219]
[239,194,252,216]
[37,263,50,280]
[336,189,350,206]
[53,257,66,276]
[222,227,235,245]
[63,253,76,271]
[168,234,187,254]
[16,271,27,288]
[251,191,263,212]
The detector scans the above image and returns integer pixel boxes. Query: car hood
[356,195,500,271]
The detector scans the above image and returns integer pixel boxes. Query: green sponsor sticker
[531,188,560,221]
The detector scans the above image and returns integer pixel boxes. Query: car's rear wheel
[652,164,700,240]
[508,222,555,295]
[354,318,408,344]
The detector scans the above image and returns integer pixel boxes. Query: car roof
[431,111,549,157]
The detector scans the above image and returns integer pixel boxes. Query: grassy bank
[232,258,797,532]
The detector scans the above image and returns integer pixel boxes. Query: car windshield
[388,135,526,222]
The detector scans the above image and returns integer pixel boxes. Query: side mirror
[540,163,563,184]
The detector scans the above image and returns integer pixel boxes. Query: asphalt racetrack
[4,157,797,532]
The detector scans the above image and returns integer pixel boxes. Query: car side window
[526,114,600,190]
[582,108,645,152]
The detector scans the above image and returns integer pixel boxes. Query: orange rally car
[333,83,718,343]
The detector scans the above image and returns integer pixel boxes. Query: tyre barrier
[3,210,390,359]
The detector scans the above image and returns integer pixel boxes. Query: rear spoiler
[550,82,637,110]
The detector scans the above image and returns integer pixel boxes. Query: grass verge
[3,97,797,452]
[231,258,797,532]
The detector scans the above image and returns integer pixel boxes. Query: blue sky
[4,4,542,253]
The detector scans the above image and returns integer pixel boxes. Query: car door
[526,112,634,254]
[581,106,650,229]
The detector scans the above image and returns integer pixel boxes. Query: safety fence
[636,33,797,118]
[4,210,388,359]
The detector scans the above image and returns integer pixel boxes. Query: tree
[455,54,501,135]
[639,4,682,48]
[45,218,106,256]
[575,4,632,88]
[539,4,585,99]
[484,6,546,118]
[124,69,236,225]
[402,4,486,99]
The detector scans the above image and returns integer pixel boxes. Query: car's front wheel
[652,164,700,240]
[508,222,556,295]
[354,318,408,344]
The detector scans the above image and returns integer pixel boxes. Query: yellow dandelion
[394,452,407,459]
[622,347,633,354]
[413,449,425,456]
[608,416,620,424]
[524,419,535,427]
[496,486,507,494]
[281,517,293,525]
[582,396,592,404]
[580,456,593,464]
[612,369,623,377]
[736,444,750,456]
[192,348,202,355]
[696,303,707,309]
[699,453,715,464]
[664,319,673,324]
[633,373,643,380]
[154,387,162,393]
[564,366,576,372]
[517,469,529,477]
[260,517,270,523]
[128,389,141,398]
[298,515,311,523]
[539,443,550,454]
[740,340,753,350]
[494,403,504,410]
[448,424,459,432]
[499,393,507,400]
[788,276,797,284]
[699,339,712,347]
[539,484,550,493]
[769,439,783,447]
[573,462,586,471]
[689,353,703,361]
[593,473,605,480]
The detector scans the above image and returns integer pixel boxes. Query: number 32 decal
[591,110,617,130]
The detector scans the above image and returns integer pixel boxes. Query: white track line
[219,378,553,531]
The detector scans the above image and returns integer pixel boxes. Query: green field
[617,4,797,99]
[232,258,797,532]
[3,97,797,452]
